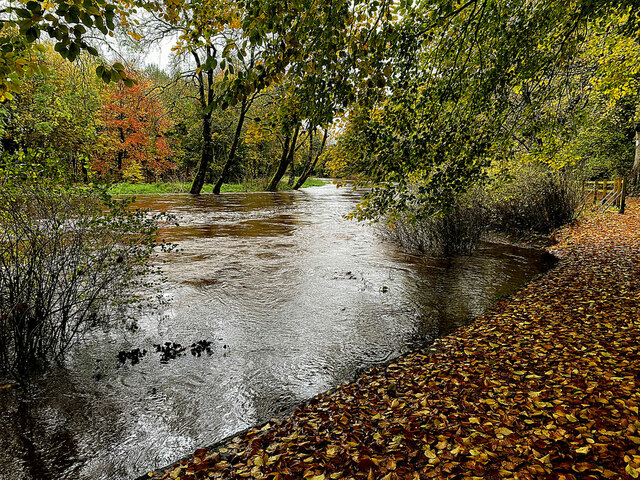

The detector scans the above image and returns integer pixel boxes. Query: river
[0,183,555,479]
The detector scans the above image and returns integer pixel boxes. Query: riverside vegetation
[0,165,171,386]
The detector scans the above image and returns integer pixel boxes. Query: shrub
[381,165,583,256]
[490,166,583,234]
[0,176,165,385]
[382,189,490,256]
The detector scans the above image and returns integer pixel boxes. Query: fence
[584,178,627,214]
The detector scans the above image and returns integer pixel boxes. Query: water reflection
[0,184,555,479]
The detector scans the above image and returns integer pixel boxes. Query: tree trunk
[190,47,215,195]
[190,111,212,194]
[81,160,88,183]
[213,97,249,195]
[292,125,314,188]
[632,124,640,186]
[294,127,327,190]
[287,149,296,187]
[267,126,299,192]
[117,125,125,172]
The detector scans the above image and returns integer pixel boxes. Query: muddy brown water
[0,184,556,480]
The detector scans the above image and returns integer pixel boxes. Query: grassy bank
[142,199,640,480]
[107,178,328,195]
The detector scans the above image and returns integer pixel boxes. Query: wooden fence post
[620,177,627,214]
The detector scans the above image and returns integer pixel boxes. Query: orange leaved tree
[93,71,174,182]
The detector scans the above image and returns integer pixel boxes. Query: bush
[490,166,583,234]
[382,189,490,256]
[0,177,164,384]
[381,165,583,256]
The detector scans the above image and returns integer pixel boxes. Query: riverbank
[108,178,327,195]
[143,200,640,480]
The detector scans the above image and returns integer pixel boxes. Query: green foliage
[0,48,101,179]
[570,96,636,179]
[342,1,640,221]
[3,0,640,211]
[0,0,129,99]
[381,164,583,255]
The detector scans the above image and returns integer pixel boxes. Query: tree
[0,47,103,180]
[342,0,640,220]
[584,22,640,184]
[93,70,174,182]
[139,0,265,193]
[293,125,328,190]
[242,0,394,192]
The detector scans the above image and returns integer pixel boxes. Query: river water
[0,183,555,480]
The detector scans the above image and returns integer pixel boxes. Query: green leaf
[14,8,33,19]
[101,69,111,83]
[25,27,39,43]
[67,42,80,61]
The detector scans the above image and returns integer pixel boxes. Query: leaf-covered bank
[143,201,640,480]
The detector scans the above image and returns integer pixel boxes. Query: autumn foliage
[93,72,174,182]
[145,200,640,480]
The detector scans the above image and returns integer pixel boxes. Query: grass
[107,178,328,195]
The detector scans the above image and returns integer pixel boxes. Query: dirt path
[145,200,640,480]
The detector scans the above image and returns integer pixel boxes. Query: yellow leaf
[575,446,590,454]
[424,446,437,459]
